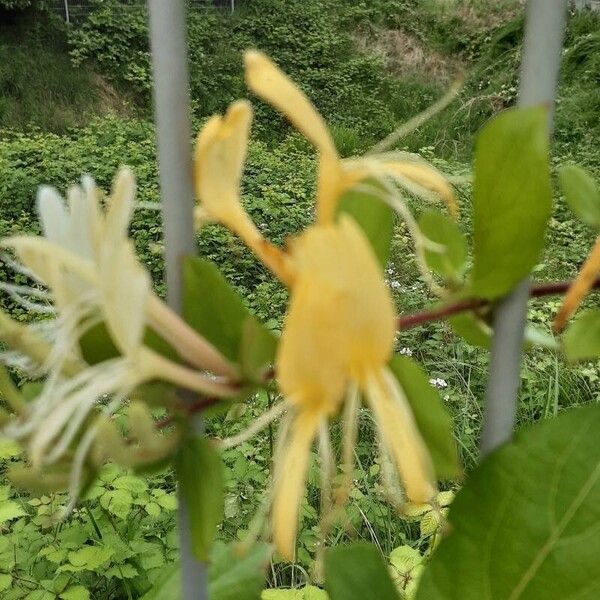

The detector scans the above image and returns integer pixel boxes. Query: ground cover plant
[0,1,599,599]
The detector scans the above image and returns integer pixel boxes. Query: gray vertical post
[480,0,567,456]
[63,0,70,23]
[147,2,208,599]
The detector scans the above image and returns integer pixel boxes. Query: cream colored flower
[1,169,239,499]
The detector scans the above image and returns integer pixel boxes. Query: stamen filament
[216,400,287,449]
[146,295,239,378]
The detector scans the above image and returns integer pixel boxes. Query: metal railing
[49,0,238,23]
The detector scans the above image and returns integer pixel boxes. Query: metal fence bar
[147,2,208,599]
[480,0,568,456]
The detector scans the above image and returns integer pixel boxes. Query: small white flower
[399,347,413,357]
[390,280,402,290]
[429,378,448,390]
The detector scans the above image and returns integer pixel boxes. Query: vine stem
[397,278,600,331]
[157,277,600,425]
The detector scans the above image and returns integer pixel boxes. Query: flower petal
[104,168,136,250]
[380,160,458,218]
[366,368,436,504]
[244,51,336,158]
[272,410,320,561]
[36,186,68,245]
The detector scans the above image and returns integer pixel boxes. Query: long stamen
[143,349,240,397]
[0,282,50,300]
[353,180,447,298]
[216,400,287,449]
[0,252,43,283]
[146,295,239,378]
[368,77,462,155]
[336,383,360,506]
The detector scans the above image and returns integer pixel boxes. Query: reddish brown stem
[158,277,600,425]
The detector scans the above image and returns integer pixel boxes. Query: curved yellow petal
[244,50,344,225]
[194,100,293,284]
[554,236,600,331]
[381,160,458,218]
[194,100,254,229]
[272,410,320,561]
[244,50,336,158]
[366,368,436,504]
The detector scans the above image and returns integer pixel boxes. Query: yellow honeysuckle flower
[195,50,446,560]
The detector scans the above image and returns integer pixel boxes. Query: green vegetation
[0,0,599,598]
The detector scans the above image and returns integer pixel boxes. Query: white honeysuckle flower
[1,168,240,496]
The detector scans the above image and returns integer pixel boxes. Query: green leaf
[183,257,276,376]
[471,106,552,299]
[325,543,400,600]
[419,210,467,281]
[60,546,114,573]
[144,502,161,517]
[450,313,558,351]
[60,586,90,600]
[175,436,224,561]
[449,313,493,349]
[240,317,278,381]
[560,164,600,229]
[209,542,271,600]
[0,499,25,524]
[140,562,180,600]
[79,322,177,365]
[416,404,600,599]
[563,309,600,361]
[100,489,133,520]
[389,356,460,479]
[337,181,395,267]
[141,543,269,600]
[112,475,148,494]
[0,574,12,591]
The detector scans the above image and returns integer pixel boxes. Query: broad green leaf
[419,210,467,281]
[389,356,460,479]
[416,404,600,600]
[100,489,133,520]
[183,257,277,376]
[325,543,400,600]
[144,502,161,517]
[450,313,558,351]
[389,546,424,598]
[240,317,278,381]
[80,322,177,365]
[471,106,552,299]
[60,546,114,573]
[0,574,11,591]
[337,181,395,267]
[60,586,90,600]
[449,313,493,349]
[560,165,600,229]
[112,475,148,494]
[563,309,600,361]
[262,586,328,599]
[209,542,271,600]
[0,499,25,524]
[175,436,224,561]
[140,562,180,600]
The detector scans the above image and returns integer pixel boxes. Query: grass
[0,11,130,132]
